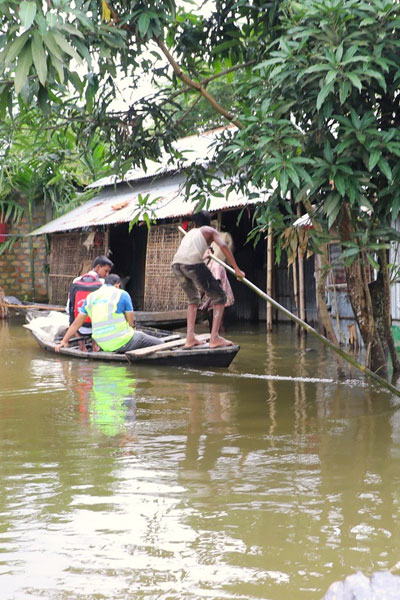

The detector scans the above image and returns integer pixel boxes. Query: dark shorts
[172,262,227,306]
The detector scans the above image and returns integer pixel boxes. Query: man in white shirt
[172,211,245,348]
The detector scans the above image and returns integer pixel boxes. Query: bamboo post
[178,226,400,399]
[293,257,299,335]
[298,249,305,326]
[28,198,35,302]
[0,286,8,319]
[297,206,306,335]
[266,227,273,332]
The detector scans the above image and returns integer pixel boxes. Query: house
[0,197,48,302]
[29,128,318,325]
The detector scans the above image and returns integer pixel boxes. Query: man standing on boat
[172,210,245,348]
[56,274,161,353]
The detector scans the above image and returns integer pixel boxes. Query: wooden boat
[29,326,182,363]
[29,328,240,368]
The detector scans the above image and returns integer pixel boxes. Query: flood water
[1,318,400,600]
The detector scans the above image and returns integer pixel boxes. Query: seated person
[67,255,114,351]
[56,274,161,353]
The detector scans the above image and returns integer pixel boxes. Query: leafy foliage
[1,0,400,254]
[0,106,111,253]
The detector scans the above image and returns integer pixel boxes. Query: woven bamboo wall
[49,230,108,305]
[143,224,187,311]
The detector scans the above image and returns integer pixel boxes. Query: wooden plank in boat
[126,333,210,359]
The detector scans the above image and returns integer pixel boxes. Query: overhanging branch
[156,39,243,129]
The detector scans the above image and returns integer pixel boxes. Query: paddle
[178,226,400,399]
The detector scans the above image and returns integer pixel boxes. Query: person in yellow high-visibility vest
[55,274,161,353]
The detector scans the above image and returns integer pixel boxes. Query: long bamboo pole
[266,227,273,332]
[292,255,300,336]
[178,226,400,398]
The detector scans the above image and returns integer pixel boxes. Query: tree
[217,0,400,373]
[0,106,111,297]
[1,0,400,373]
[0,1,276,166]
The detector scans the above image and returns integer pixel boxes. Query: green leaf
[356,132,366,144]
[347,72,362,91]
[335,44,343,62]
[43,32,63,61]
[300,63,331,75]
[328,202,341,229]
[71,9,96,32]
[0,86,9,120]
[325,69,337,85]
[67,70,84,94]
[368,149,381,171]
[336,138,354,154]
[324,140,333,163]
[52,32,82,63]
[211,39,239,54]
[342,247,360,258]
[31,31,47,86]
[334,175,346,196]
[19,1,37,30]
[342,45,359,62]
[279,169,288,197]
[282,137,300,147]
[360,17,375,25]
[73,39,92,66]
[350,109,361,130]
[316,81,334,111]
[392,195,400,220]
[378,157,392,181]
[14,42,32,94]
[60,23,85,39]
[287,166,300,188]
[4,31,29,66]
[366,253,380,270]
[50,54,64,83]
[138,13,150,37]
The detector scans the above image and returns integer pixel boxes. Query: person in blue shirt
[56,274,161,353]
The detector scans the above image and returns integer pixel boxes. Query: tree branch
[160,58,257,107]
[172,94,202,129]
[156,39,243,129]
[101,1,246,129]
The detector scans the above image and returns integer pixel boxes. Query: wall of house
[0,201,48,302]
[48,229,109,305]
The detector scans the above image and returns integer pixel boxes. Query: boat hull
[30,330,239,368]
[126,344,239,368]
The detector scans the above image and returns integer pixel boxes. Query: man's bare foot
[209,336,233,348]
[91,341,100,352]
[184,336,204,348]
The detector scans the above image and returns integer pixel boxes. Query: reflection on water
[1,319,400,599]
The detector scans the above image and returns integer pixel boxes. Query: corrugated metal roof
[87,125,236,188]
[30,173,269,235]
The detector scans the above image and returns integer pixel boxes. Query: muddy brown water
[1,318,400,600]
